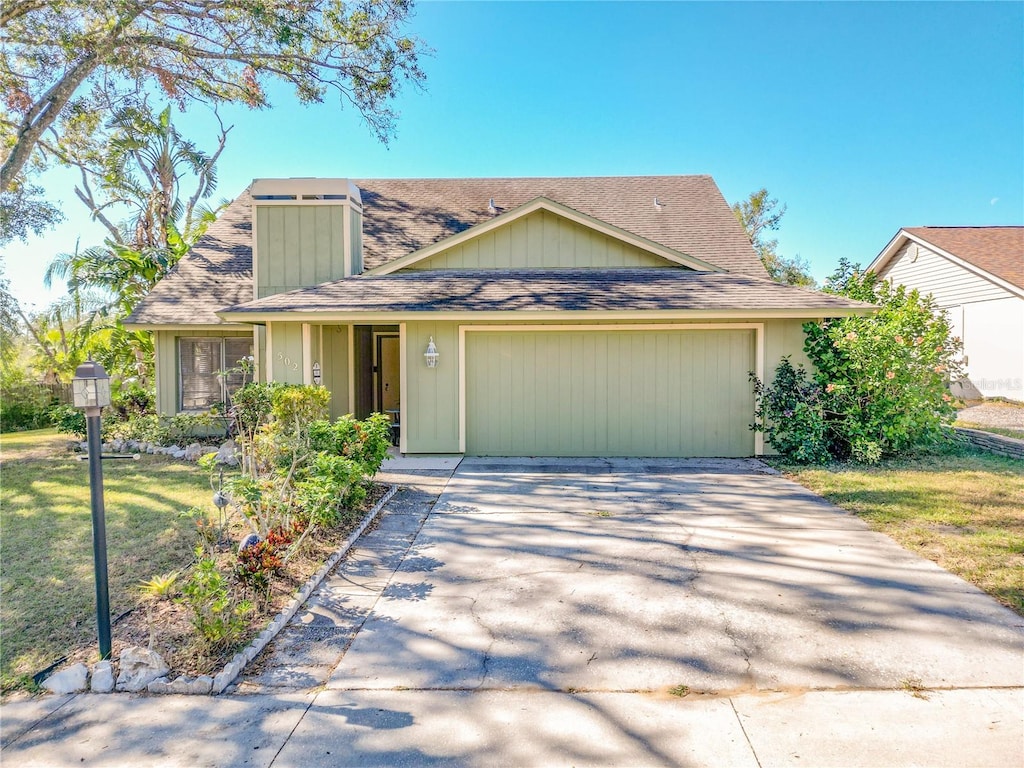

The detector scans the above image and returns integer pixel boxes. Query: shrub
[295,454,367,527]
[753,260,964,464]
[0,368,54,432]
[180,557,253,650]
[750,358,830,464]
[50,404,87,439]
[233,524,299,596]
[805,260,963,461]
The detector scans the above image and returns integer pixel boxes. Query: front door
[375,334,401,419]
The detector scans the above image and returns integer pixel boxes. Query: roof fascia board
[871,230,1024,298]
[216,307,874,324]
[122,322,252,331]
[364,196,724,276]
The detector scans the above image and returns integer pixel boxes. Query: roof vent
[488,198,497,215]
[654,196,663,210]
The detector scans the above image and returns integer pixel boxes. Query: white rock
[147,677,170,693]
[42,663,89,694]
[191,675,213,695]
[215,439,239,466]
[166,676,193,694]
[183,442,204,460]
[90,660,115,693]
[116,646,169,692]
[172,450,186,459]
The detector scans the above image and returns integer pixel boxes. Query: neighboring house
[125,175,872,457]
[869,227,1024,402]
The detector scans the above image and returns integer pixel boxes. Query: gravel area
[957,403,1024,430]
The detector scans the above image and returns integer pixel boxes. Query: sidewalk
[3,685,1021,766]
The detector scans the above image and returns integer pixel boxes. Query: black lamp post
[72,359,113,660]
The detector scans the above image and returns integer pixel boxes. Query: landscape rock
[166,676,194,694]
[183,442,204,460]
[116,646,169,692]
[215,439,239,466]
[90,660,115,693]
[172,450,186,459]
[147,677,171,694]
[191,675,213,695]
[42,663,89,694]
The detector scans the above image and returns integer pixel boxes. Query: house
[125,175,873,457]
[869,227,1024,402]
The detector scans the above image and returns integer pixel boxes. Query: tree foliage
[1,0,426,239]
[752,259,964,463]
[732,188,815,287]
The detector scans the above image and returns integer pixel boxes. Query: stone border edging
[146,484,399,696]
[955,427,1024,460]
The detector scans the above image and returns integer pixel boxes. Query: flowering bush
[754,259,963,464]
[750,358,830,464]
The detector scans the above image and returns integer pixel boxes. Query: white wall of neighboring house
[879,239,1024,402]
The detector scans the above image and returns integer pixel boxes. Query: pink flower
[826,383,836,393]
[845,331,858,341]
[934,364,946,373]
[894,335,904,344]
[886,371,896,380]
[914,336,924,345]
[942,393,952,402]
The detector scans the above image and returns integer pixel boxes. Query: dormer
[250,178,363,298]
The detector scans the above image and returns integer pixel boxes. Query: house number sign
[312,361,322,385]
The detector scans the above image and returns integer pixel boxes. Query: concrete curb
[146,484,399,696]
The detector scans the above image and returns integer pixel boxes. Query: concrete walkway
[2,457,1022,767]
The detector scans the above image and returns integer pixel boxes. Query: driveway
[3,457,1022,767]
[324,457,1022,695]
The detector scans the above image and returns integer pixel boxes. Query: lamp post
[72,360,112,660]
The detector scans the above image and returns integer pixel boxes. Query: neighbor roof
[217,269,874,319]
[878,226,1023,289]
[126,175,768,326]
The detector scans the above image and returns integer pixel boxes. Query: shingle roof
[904,226,1023,288]
[219,269,873,316]
[127,175,770,326]
[125,191,254,325]
[355,176,765,275]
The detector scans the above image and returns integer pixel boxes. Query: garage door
[464,328,756,457]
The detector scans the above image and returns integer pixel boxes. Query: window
[179,337,254,411]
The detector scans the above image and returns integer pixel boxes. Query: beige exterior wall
[154,329,256,416]
[255,205,347,297]
[880,241,1011,308]
[405,209,673,271]
[880,240,1023,401]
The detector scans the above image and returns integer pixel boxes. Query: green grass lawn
[1,429,210,688]
[777,450,1024,615]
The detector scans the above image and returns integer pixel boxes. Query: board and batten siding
[400,318,811,455]
[321,324,352,419]
[880,241,1011,308]
[255,205,347,298]
[463,328,755,457]
[405,209,673,271]
[154,329,255,415]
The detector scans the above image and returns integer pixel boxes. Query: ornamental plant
[749,358,830,464]
[805,260,963,461]
[753,259,964,464]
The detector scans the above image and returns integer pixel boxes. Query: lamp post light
[72,359,113,660]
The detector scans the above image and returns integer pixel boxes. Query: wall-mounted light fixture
[424,337,439,368]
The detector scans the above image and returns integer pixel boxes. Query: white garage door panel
[465,329,755,457]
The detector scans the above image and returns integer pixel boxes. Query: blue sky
[5,1,1022,309]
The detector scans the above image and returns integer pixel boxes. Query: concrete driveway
[327,457,1022,695]
[3,457,1022,767]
